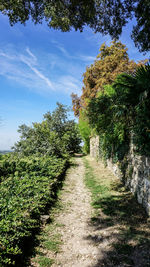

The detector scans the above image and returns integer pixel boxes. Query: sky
[0,13,149,150]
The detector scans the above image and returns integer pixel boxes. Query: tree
[112,64,150,156]
[13,103,81,157]
[0,0,150,52]
[87,63,150,160]
[78,110,92,153]
[71,41,145,154]
[71,93,81,117]
[72,41,139,116]
[131,0,150,52]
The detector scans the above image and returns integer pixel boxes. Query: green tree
[0,0,150,52]
[71,41,145,155]
[78,110,92,153]
[13,103,81,157]
[87,63,150,160]
[112,64,150,156]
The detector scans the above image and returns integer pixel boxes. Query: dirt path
[51,156,100,267]
[30,156,150,267]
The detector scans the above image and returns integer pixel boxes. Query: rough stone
[90,136,99,158]
[40,215,50,224]
[90,136,150,216]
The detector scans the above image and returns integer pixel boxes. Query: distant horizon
[0,149,13,151]
[0,150,13,155]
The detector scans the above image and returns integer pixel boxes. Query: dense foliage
[87,64,150,160]
[0,103,81,265]
[113,64,150,156]
[13,103,81,157]
[0,154,67,265]
[72,41,141,117]
[72,41,146,153]
[78,111,92,154]
[1,1,150,52]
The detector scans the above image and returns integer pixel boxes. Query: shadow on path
[86,175,150,267]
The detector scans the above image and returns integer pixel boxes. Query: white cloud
[0,51,14,60]
[0,46,55,93]
[51,40,70,57]
[20,53,54,90]
[26,47,37,62]
[29,65,54,89]
[56,44,69,57]
[51,39,96,63]
[0,44,85,96]
[79,55,96,62]
[56,75,82,95]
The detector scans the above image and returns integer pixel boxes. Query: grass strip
[30,176,67,267]
[83,156,150,267]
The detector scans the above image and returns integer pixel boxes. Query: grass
[83,156,150,267]
[84,158,110,203]
[38,257,54,267]
[30,188,65,266]
[30,159,76,267]
[43,233,61,252]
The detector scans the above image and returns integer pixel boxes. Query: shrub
[0,155,67,265]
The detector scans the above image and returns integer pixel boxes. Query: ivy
[87,64,150,161]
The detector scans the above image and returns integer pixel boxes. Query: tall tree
[87,63,150,158]
[0,1,150,52]
[112,64,150,156]
[72,41,140,116]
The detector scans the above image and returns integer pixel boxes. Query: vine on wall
[87,64,150,161]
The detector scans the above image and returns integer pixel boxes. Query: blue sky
[0,13,149,150]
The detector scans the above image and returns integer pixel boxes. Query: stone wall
[90,136,150,216]
[90,136,99,158]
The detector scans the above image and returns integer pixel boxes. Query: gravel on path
[52,157,100,267]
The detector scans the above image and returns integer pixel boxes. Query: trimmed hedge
[0,154,67,265]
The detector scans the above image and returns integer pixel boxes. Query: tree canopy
[13,103,81,157]
[72,41,148,153]
[0,0,150,52]
[87,64,150,159]
[72,41,142,116]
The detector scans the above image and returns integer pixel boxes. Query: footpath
[50,156,100,267]
[30,156,150,267]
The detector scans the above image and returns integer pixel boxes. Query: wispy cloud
[26,47,37,62]
[56,75,82,95]
[0,45,83,95]
[20,51,54,90]
[0,40,98,97]
[51,40,70,58]
[51,39,96,63]
[84,28,112,49]
[0,51,14,60]
[0,46,55,93]
[29,65,53,89]
[79,55,96,62]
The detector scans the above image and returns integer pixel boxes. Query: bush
[0,154,67,265]
[13,103,81,157]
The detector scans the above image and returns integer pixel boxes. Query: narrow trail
[51,156,99,267]
[30,156,150,267]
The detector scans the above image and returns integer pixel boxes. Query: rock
[40,215,50,224]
